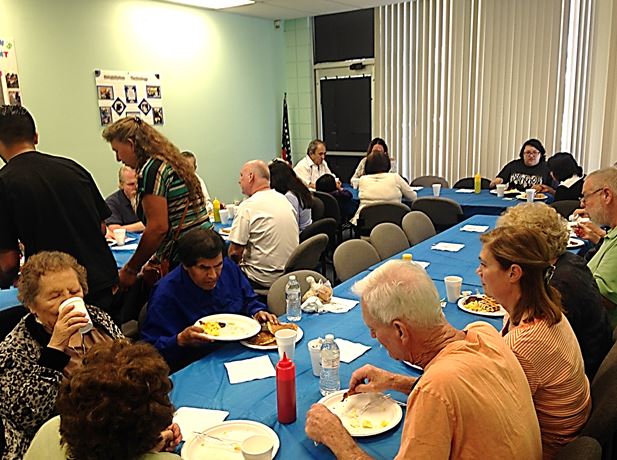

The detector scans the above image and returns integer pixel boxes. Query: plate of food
[567,237,585,249]
[318,390,403,437]
[194,314,261,341]
[489,189,520,196]
[240,322,303,350]
[516,192,547,200]
[457,294,506,317]
[181,420,279,460]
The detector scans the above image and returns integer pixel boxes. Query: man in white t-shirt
[228,160,299,288]
[293,139,334,189]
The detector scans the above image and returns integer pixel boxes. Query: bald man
[228,160,298,288]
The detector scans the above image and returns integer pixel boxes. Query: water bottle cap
[325,333,334,341]
[289,275,296,280]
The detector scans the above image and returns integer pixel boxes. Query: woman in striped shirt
[477,226,591,459]
[103,117,211,289]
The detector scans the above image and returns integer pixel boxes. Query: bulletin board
[0,37,22,106]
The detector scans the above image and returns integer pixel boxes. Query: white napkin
[410,186,423,191]
[413,261,430,269]
[111,243,139,251]
[460,224,489,233]
[173,407,229,443]
[107,237,136,247]
[301,296,358,314]
[334,338,371,363]
[455,188,474,193]
[431,242,465,252]
[224,355,276,384]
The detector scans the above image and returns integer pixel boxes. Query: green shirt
[588,226,617,325]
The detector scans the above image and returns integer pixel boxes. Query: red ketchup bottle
[276,353,297,423]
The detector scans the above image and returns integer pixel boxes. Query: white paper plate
[194,314,261,341]
[457,294,506,317]
[240,326,304,350]
[318,390,403,437]
[568,237,584,249]
[181,420,280,460]
[516,193,547,200]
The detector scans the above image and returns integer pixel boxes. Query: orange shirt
[503,316,591,459]
[396,322,541,459]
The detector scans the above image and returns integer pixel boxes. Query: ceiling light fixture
[163,0,255,10]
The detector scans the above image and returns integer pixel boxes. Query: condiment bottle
[402,253,413,262]
[276,353,296,423]
[474,172,481,194]
[212,198,221,222]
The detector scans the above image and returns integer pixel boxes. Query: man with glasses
[105,165,145,233]
[580,167,617,325]
[490,138,553,191]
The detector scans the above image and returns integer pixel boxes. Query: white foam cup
[496,184,507,198]
[219,209,230,225]
[432,183,442,197]
[308,338,323,376]
[241,435,273,460]
[113,228,126,246]
[58,297,93,334]
[275,329,297,361]
[226,204,236,219]
[526,189,536,203]
[444,276,463,303]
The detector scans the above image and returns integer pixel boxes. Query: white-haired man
[305,261,542,459]
[105,165,145,233]
[228,160,298,288]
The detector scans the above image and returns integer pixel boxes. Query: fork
[194,432,242,450]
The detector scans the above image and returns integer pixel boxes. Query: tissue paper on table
[173,407,229,443]
[431,242,465,252]
[460,224,489,233]
[301,296,358,314]
[334,338,371,363]
[224,355,275,384]
[455,188,475,193]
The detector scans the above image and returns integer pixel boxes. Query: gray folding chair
[333,239,380,282]
[284,234,329,273]
[402,211,437,245]
[311,194,325,221]
[411,197,463,232]
[267,270,327,316]
[355,201,410,237]
[410,175,449,188]
[556,436,602,460]
[369,223,410,260]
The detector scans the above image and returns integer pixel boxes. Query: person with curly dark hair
[24,339,181,460]
[490,138,554,191]
[269,160,313,231]
[102,117,212,290]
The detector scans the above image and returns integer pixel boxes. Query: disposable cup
[219,209,230,225]
[526,189,536,203]
[226,204,236,219]
[275,329,297,361]
[496,184,507,198]
[444,276,463,303]
[351,178,360,189]
[432,184,442,197]
[241,435,273,460]
[308,338,323,376]
[113,228,126,246]
[59,297,93,334]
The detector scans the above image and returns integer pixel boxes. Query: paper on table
[107,237,136,247]
[410,186,423,192]
[334,338,371,363]
[111,243,139,251]
[224,355,276,384]
[413,261,430,269]
[460,224,489,233]
[325,297,358,313]
[431,242,465,252]
[173,407,229,443]
[455,188,474,193]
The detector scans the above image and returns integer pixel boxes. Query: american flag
[281,93,291,163]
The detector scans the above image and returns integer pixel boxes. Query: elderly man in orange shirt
[305,260,542,460]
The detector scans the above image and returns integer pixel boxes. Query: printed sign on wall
[0,37,22,106]
[94,69,164,126]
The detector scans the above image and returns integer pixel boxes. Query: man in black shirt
[0,105,119,320]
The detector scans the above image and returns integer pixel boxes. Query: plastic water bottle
[285,275,302,322]
[319,334,340,396]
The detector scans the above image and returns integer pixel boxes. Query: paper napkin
[455,188,474,193]
[413,261,430,269]
[334,338,371,363]
[111,243,139,251]
[431,242,465,252]
[224,355,275,384]
[301,296,358,314]
[410,186,424,192]
[173,407,229,443]
[460,224,489,233]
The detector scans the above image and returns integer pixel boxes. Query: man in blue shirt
[141,227,277,371]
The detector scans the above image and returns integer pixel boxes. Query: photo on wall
[0,37,22,106]
[97,86,114,100]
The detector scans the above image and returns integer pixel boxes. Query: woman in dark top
[535,152,584,201]
[490,138,553,191]
[269,160,313,231]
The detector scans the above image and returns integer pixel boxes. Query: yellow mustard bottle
[402,253,413,262]
[213,198,221,222]
[474,172,481,194]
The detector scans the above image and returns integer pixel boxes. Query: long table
[169,215,504,459]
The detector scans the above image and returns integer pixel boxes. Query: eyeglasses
[580,188,604,204]
[523,150,540,157]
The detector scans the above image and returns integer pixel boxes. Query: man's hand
[574,221,606,244]
[305,403,349,446]
[254,310,279,324]
[177,325,214,347]
[348,364,398,395]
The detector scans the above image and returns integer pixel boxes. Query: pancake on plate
[245,322,298,346]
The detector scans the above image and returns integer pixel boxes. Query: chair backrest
[555,436,602,460]
[369,223,410,260]
[284,234,329,273]
[402,210,437,245]
[267,270,328,316]
[313,191,341,225]
[300,217,337,243]
[410,175,449,188]
[333,239,380,282]
[550,200,580,219]
[452,177,491,189]
[356,201,411,237]
[311,195,325,221]
[411,197,463,232]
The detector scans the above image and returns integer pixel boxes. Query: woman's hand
[254,310,279,324]
[489,177,503,188]
[155,423,182,452]
[48,305,89,352]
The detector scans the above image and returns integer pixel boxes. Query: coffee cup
[219,209,230,225]
[241,435,273,460]
[496,184,507,198]
[226,204,236,219]
[525,189,536,203]
[444,276,463,303]
[113,228,126,246]
[275,329,297,361]
[308,338,323,376]
[59,297,93,334]
[432,183,442,197]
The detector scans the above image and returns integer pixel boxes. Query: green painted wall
[1,0,285,203]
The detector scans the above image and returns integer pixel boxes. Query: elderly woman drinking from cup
[0,251,122,459]
[478,226,591,459]
[25,339,181,460]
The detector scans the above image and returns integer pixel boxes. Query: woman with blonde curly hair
[497,203,612,379]
[478,226,590,459]
[102,117,212,289]
[25,339,181,459]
